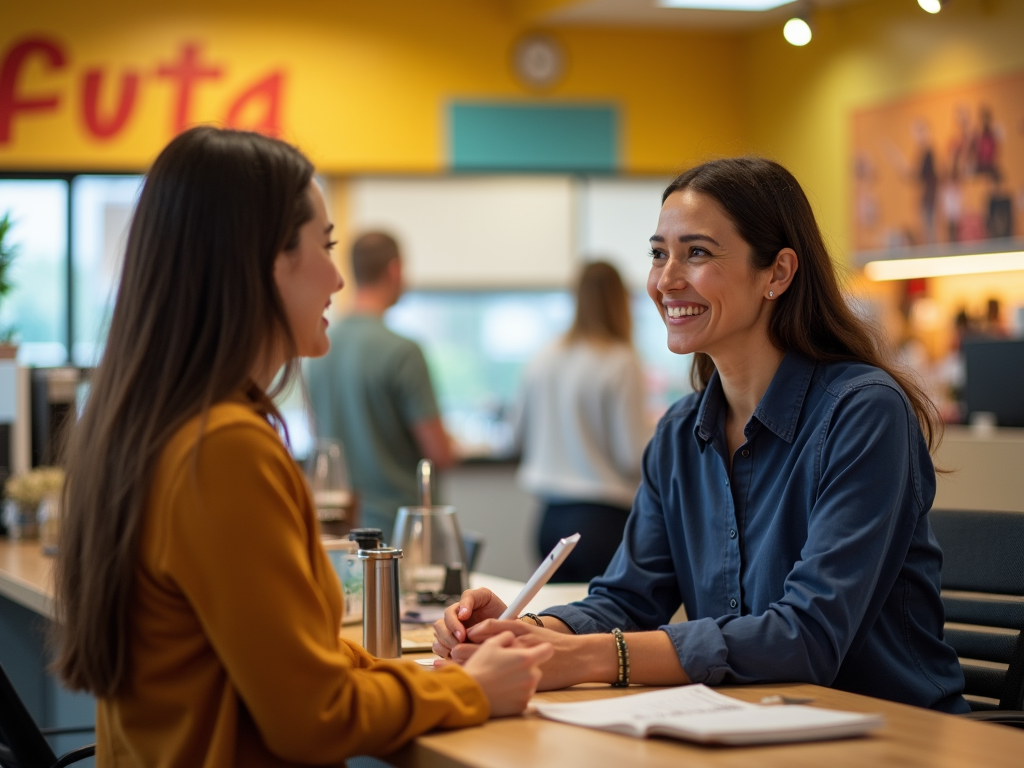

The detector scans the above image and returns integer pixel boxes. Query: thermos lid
[348,528,383,551]
[357,547,403,560]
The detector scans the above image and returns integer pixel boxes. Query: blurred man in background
[307,232,455,536]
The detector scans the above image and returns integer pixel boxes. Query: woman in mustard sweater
[52,126,552,766]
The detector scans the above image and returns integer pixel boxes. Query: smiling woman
[51,126,552,766]
[269,181,343,368]
[435,156,970,716]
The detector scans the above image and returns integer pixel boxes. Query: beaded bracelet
[520,612,544,627]
[611,628,630,687]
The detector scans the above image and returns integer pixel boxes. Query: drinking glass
[392,505,468,608]
[305,438,352,524]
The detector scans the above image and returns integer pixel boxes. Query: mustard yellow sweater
[96,399,488,766]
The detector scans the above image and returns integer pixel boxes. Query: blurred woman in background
[53,126,550,766]
[514,261,650,582]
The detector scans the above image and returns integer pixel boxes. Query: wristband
[520,612,544,627]
[611,628,630,687]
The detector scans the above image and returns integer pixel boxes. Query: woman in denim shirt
[435,157,968,713]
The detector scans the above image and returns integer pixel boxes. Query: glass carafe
[392,505,468,608]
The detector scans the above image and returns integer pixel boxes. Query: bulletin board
[851,69,1024,253]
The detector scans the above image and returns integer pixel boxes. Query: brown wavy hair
[52,126,314,695]
[565,261,633,346]
[663,156,941,451]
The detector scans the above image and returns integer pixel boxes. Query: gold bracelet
[520,612,544,627]
[611,628,630,687]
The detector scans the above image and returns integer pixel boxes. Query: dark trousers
[537,501,630,583]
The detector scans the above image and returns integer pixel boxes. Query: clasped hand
[433,588,589,691]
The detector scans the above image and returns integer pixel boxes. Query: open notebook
[533,685,884,746]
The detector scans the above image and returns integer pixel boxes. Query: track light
[783,1,813,46]
[783,16,812,45]
[918,0,948,13]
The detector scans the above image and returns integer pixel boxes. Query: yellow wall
[0,0,744,174]
[3,0,1023,263]
[743,0,1024,260]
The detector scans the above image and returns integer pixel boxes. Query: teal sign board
[450,103,618,172]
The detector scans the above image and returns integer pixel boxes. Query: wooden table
[6,539,1024,767]
[0,536,53,618]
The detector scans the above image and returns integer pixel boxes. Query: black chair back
[930,508,1024,711]
[0,658,59,768]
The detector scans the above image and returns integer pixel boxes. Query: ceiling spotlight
[917,0,947,13]
[783,16,812,46]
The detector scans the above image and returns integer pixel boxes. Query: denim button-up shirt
[543,352,968,713]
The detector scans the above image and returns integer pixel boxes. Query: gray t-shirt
[307,314,439,534]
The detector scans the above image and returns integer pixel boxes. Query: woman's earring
[768,290,774,299]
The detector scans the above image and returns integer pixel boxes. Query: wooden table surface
[339,617,1024,767]
[385,678,1024,768]
[7,539,1024,767]
[0,537,53,618]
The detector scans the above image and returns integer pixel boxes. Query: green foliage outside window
[0,212,18,344]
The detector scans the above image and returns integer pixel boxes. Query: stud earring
[768,290,774,299]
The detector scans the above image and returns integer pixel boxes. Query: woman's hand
[433,588,509,658]
[456,631,553,717]
[450,619,617,692]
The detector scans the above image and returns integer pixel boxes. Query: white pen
[499,533,581,620]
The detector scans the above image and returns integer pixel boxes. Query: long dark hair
[663,156,941,450]
[565,261,632,346]
[53,126,315,696]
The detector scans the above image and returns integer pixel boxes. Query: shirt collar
[693,351,816,447]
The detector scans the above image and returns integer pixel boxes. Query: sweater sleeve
[158,421,488,762]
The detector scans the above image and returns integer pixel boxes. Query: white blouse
[513,340,652,508]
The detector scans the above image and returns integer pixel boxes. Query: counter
[934,425,1024,512]
[0,537,53,617]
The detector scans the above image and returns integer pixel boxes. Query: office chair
[0,660,95,768]
[930,508,1024,728]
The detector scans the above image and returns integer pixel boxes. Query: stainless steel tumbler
[358,547,404,658]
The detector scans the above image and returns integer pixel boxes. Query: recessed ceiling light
[657,0,794,9]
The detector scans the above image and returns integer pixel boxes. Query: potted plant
[0,211,18,358]
[4,466,65,545]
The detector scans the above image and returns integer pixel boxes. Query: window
[381,289,692,456]
[71,175,143,366]
[0,174,142,368]
[0,179,69,366]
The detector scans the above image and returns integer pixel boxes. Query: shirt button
[724,480,729,487]
[741,449,750,458]
[729,528,737,539]
[730,598,738,609]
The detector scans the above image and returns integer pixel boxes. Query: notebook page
[534,685,884,745]
[533,685,756,732]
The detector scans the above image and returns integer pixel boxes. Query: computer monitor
[962,338,1024,428]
